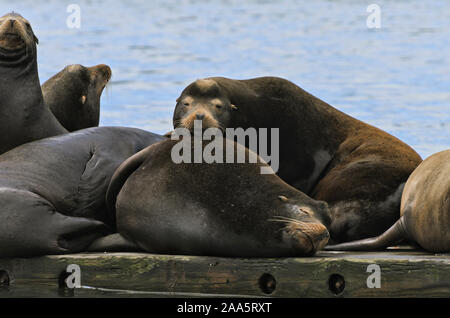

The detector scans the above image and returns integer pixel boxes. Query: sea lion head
[173,78,238,132]
[64,63,112,107]
[0,13,38,61]
[271,194,331,255]
[43,63,112,131]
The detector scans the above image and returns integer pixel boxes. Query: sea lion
[104,138,331,257]
[173,77,423,243]
[0,126,164,258]
[324,150,450,252]
[0,12,67,155]
[42,64,112,132]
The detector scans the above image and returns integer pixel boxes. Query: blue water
[1,0,449,159]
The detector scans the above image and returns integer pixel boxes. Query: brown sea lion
[173,77,422,242]
[42,64,112,132]
[324,150,450,252]
[0,126,164,258]
[0,12,67,155]
[104,138,331,257]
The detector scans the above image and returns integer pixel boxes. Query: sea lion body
[105,138,331,257]
[0,13,67,155]
[400,149,450,252]
[42,64,112,132]
[173,77,422,242]
[0,126,164,258]
[324,150,450,252]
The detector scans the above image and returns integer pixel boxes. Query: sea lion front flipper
[87,233,143,252]
[323,216,407,251]
[0,189,110,258]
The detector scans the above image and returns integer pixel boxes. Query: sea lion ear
[231,104,238,111]
[34,35,39,44]
[176,97,181,103]
[81,95,86,105]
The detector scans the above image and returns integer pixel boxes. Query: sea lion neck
[0,53,43,117]
[0,45,35,68]
[0,48,67,155]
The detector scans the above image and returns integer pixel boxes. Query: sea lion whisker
[268,215,304,224]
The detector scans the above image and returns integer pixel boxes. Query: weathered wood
[0,250,449,297]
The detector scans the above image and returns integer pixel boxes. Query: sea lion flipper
[87,233,143,252]
[0,189,109,258]
[55,215,111,252]
[323,216,407,251]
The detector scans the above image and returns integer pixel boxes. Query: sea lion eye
[298,207,311,215]
[216,104,222,109]
[25,22,31,28]
[183,102,190,107]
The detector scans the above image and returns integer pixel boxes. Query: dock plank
[0,250,449,297]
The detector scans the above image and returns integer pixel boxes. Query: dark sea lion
[42,64,112,132]
[324,150,450,253]
[0,126,164,258]
[105,138,331,257]
[173,77,423,243]
[0,13,67,155]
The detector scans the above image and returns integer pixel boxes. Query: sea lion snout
[270,206,330,255]
[281,220,330,255]
[0,13,36,51]
[89,64,112,95]
[0,19,25,49]
[90,64,112,83]
[179,107,221,131]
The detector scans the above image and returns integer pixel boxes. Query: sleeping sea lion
[103,138,331,257]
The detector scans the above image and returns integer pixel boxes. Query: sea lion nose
[196,113,205,120]
[285,222,330,255]
[102,66,112,80]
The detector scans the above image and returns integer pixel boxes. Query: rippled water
[2,0,449,159]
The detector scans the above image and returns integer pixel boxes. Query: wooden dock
[0,249,449,297]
